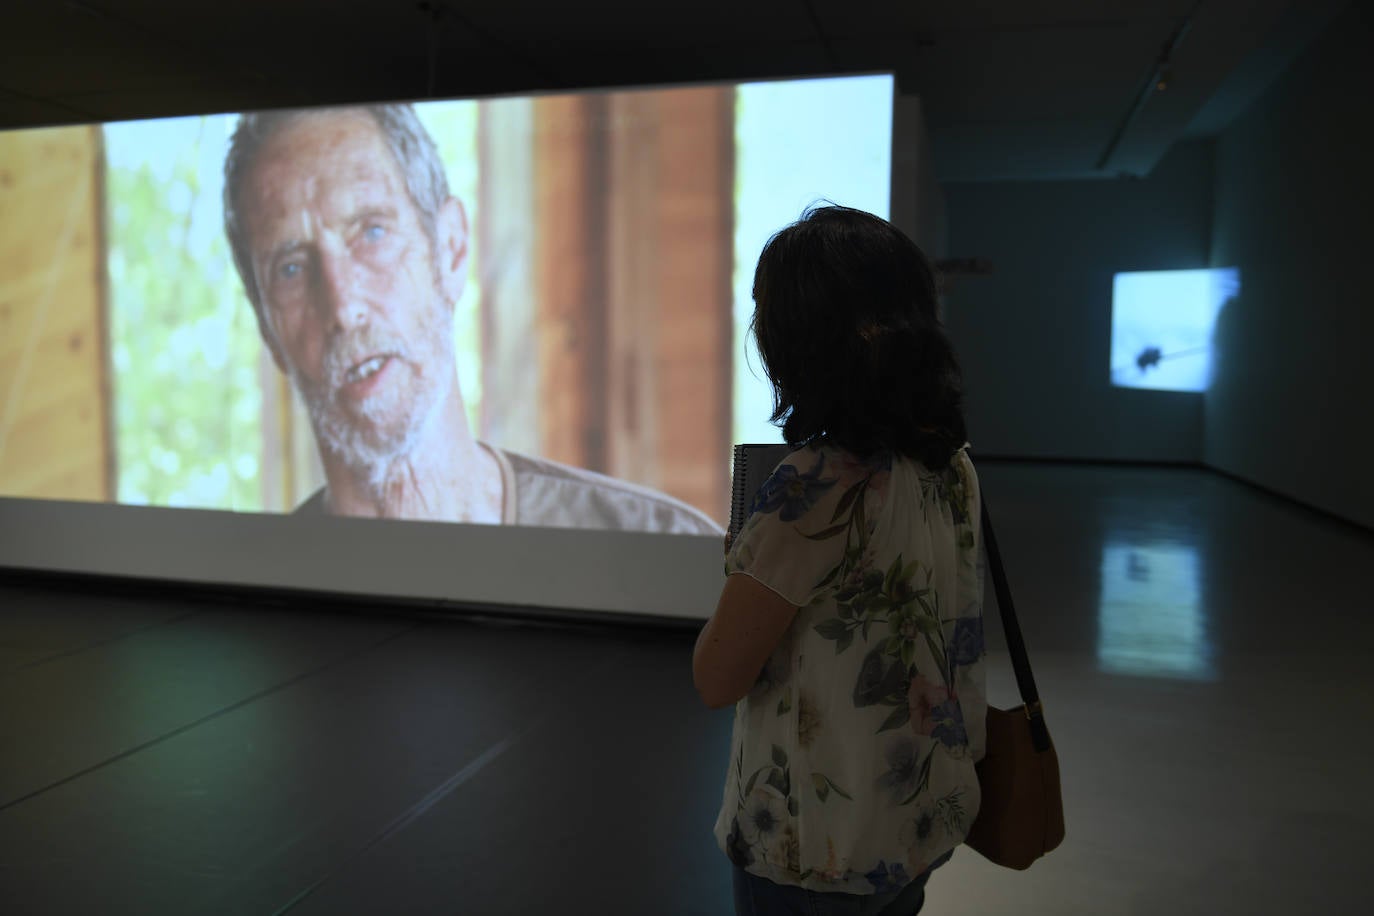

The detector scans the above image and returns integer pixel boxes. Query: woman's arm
[692,574,799,710]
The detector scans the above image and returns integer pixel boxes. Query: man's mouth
[337,353,399,401]
[345,354,391,385]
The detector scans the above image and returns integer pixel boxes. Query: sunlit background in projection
[731,76,892,445]
[1109,267,1240,392]
[1097,541,1214,680]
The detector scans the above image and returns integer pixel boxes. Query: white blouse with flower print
[715,441,987,896]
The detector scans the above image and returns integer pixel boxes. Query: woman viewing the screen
[693,205,986,915]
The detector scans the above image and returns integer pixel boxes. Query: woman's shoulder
[795,441,894,480]
[746,442,888,528]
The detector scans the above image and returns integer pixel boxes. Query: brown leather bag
[963,497,1065,870]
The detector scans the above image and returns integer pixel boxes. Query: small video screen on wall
[0,75,893,536]
[1109,267,1240,392]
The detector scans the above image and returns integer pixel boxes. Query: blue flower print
[948,617,984,668]
[874,736,920,804]
[751,455,835,522]
[929,699,968,750]
[864,859,911,893]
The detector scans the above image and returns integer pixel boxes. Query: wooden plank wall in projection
[616,87,734,526]
[0,125,111,501]
[527,87,734,526]
[531,95,607,474]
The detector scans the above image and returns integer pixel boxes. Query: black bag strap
[979,494,1053,752]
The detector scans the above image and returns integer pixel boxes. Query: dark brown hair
[750,204,967,468]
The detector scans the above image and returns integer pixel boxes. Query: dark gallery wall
[891,93,948,261]
[1206,2,1374,529]
[941,142,1215,463]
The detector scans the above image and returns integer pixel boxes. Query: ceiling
[0,0,1350,181]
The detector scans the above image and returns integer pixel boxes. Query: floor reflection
[1097,540,1213,680]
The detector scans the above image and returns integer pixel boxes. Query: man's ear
[435,196,469,309]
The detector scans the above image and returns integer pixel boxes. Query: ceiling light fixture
[1096,2,1202,171]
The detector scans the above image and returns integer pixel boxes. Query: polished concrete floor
[1,462,1370,915]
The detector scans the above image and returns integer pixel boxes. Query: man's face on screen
[239,111,466,473]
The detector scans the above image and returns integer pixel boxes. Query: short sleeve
[725,446,854,608]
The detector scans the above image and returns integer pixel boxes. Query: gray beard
[293,322,456,497]
[304,367,451,495]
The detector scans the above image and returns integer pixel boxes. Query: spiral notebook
[728,442,795,539]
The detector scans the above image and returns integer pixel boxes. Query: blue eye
[364,224,386,242]
[278,262,302,279]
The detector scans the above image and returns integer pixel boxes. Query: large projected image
[0,75,892,536]
[1109,267,1240,392]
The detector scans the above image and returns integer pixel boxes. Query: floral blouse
[715,441,987,895]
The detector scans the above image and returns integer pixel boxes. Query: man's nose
[316,245,368,330]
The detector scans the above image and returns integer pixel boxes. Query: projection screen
[0,73,906,621]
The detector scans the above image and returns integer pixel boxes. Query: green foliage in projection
[106,118,264,512]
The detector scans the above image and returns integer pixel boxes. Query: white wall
[0,496,725,621]
[891,91,948,260]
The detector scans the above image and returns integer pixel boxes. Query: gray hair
[222,103,452,313]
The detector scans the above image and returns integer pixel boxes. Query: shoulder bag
[962,495,1066,869]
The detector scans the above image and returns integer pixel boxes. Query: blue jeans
[731,851,952,916]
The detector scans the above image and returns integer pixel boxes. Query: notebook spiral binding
[729,444,750,539]
[728,443,794,539]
